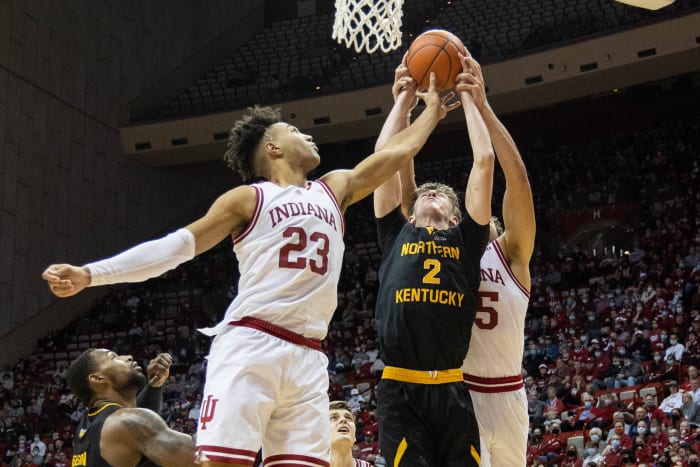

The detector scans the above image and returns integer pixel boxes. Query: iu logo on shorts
[199,394,219,430]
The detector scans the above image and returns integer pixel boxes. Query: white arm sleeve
[85,228,196,287]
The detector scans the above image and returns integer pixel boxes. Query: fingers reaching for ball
[456,54,487,110]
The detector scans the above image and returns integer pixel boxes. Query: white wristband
[86,228,195,287]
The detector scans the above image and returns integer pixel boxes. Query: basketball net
[332,0,404,54]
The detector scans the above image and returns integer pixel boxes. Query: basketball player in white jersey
[459,56,535,467]
[41,74,460,467]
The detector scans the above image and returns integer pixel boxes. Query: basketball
[405,29,466,91]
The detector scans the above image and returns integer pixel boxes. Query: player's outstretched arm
[323,73,460,212]
[455,54,494,226]
[373,60,419,218]
[458,56,535,271]
[42,185,256,297]
[102,408,197,467]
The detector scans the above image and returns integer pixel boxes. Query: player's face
[270,122,320,172]
[93,349,146,391]
[411,189,457,227]
[329,408,356,448]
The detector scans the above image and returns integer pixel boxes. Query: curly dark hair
[66,348,97,405]
[223,106,282,181]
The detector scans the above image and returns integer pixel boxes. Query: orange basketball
[406,29,466,91]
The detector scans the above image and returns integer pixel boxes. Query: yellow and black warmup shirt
[375,206,489,370]
[72,403,158,467]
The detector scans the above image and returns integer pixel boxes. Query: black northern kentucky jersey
[72,403,158,467]
[375,207,489,370]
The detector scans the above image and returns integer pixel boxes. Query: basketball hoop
[332,0,404,54]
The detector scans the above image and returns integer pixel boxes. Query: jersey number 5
[475,291,499,329]
[279,227,330,275]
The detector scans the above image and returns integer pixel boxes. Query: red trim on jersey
[233,185,264,243]
[355,459,373,467]
[229,316,323,351]
[264,453,330,466]
[491,239,530,298]
[316,179,346,236]
[197,445,257,465]
[463,373,524,393]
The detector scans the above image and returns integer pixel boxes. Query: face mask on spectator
[669,436,679,443]
[638,427,646,435]
[551,427,560,435]
[670,339,678,345]
[650,426,659,434]
[586,448,596,456]
[667,359,675,365]
[595,351,602,357]
[591,434,600,442]
[611,440,620,449]
[654,355,662,362]
[584,401,592,409]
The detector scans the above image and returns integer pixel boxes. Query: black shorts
[377,379,481,467]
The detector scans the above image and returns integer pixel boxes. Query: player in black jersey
[67,348,196,467]
[372,54,495,466]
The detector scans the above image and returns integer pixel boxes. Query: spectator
[681,366,700,391]
[559,444,583,467]
[632,434,653,464]
[681,392,700,424]
[528,391,546,428]
[347,388,365,413]
[659,380,684,414]
[564,392,597,431]
[355,430,378,461]
[619,448,636,467]
[647,418,670,456]
[665,332,685,362]
[643,393,669,426]
[543,386,565,419]
[607,420,633,449]
[526,425,564,466]
[582,438,604,465]
[602,432,624,467]
[28,435,45,460]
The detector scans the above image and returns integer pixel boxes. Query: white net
[332,0,404,54]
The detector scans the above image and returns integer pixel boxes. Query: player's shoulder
[102,407,163,441]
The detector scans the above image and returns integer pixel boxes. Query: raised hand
[147,353,173,388]
[455,54,488,111]
[416,72,462,120]
[392,54,419,114]
[41,263,91,297]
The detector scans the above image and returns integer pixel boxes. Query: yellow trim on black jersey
[88,402,123,417]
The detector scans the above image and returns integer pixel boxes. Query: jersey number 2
[475,291,499,329]
[279,226,329,275]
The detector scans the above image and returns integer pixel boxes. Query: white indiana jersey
[462,239,530,377]
[211,180,345,340]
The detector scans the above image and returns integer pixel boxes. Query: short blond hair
[408,182,461,221]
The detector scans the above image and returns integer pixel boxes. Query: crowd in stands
[157,0,700,119]
[2,96,699,467]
